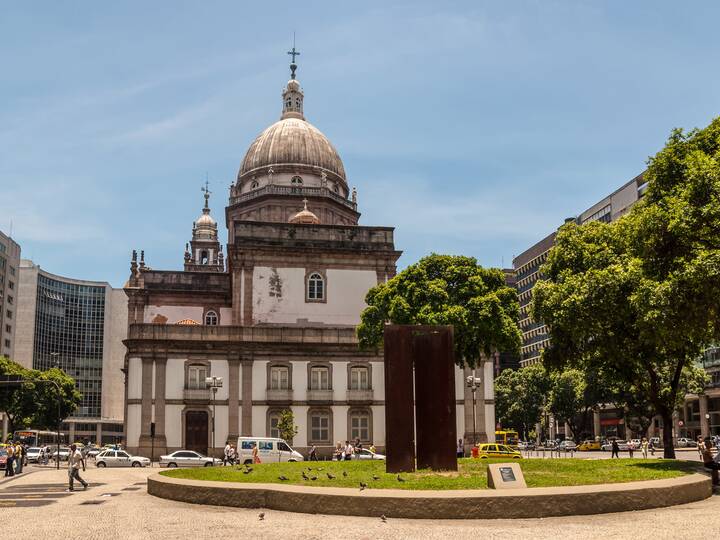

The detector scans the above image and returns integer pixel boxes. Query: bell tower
[184,183,224,272]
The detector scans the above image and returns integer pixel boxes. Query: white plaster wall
[127,357,142,400]
[333,362,348,401]
[454,366,465,400]
[165,405,183,448]
[219,308,232,325]
[484,403,496,438]
[252,361,268,401]
[484,361,494,401]
[372,361,385,396]
[144,305,204,324]
[213,405,229,446]
[456,405,465,439]
[252,267,377,325]
[252,406,268,438]
[293,406,308,448]
[209,360,229,400]
[166,358,185,399]
[102,287,128,422]
[126,404,141,447]
[293,361,307,400]
[371,405,386,446]
[333,405,349,445]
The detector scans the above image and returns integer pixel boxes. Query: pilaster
[228,354,241,441]
[241,358,253,436]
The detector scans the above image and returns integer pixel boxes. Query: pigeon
[307,467,313,471]
[302,471,309,480]
[396,474,405,482]
[380,515,388,523]
[342,471,348,477]
[359,482,368,491]
[258,512,265,521]
[326,473,336,480]
[372,475,380,481]
[317,467,324,471]
[311,475,318,481]
[278,475,288,481]
[243,469,252,475]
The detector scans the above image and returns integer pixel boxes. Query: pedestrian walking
[628,440,635,458]
[611,438,620,458]
[355,438,363,454]
[309,444,318,461]
[67,444,88,492]
[457,438,464,459]
[697,436,706,458]
[641,437,649,459]
[649,439,656,456]
[252,442,261,464]
[4,444,14,477]
[344,440,354,461]
[223,442,232,466]
[701,436,720,486]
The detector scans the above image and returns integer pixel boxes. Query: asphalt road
[1,461,717,539]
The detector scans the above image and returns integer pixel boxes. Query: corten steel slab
[413,326,457,471]
[383,325,416,473]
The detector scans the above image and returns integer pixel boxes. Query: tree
[358,254,521,367]
[547,369,585,442]
[276,409,298,445]
[532,117,720,458]
[495,364,550,440]
[0,356,82,436]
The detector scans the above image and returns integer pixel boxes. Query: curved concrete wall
[148,472,711,519]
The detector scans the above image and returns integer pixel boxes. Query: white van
[237,437,304,464]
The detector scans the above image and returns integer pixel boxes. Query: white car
[25,447,44,463]
[159,450,222,468]
[676,437,697,448]
[237,437,304,464]
[95,449,150,468]
[50,447,71,461]
[601,440,629,451]
[558,440,577,451]
[351,449,386,460]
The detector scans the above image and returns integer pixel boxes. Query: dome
[195,213,216,226]
[289,199,320,224]
[238,117,346,182]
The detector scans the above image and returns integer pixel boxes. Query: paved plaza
[1,462,717,539]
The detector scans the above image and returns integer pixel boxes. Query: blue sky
[2,1,719,287]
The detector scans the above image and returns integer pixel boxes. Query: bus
[13,430,65,448]
[495,430,519,448]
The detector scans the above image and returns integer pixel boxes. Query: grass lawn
[160,458,699,490]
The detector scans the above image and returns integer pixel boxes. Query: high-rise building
[513,174,647,368]
[14,260,127,444]
[0,230,21,359]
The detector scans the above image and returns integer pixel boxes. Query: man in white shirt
[68,444,88,491]
[223,443,232,466]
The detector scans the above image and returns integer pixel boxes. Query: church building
[122,56,495,457]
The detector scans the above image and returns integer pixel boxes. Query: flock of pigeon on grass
[242,463,399,522]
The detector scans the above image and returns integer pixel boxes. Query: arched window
[295,97,301,108]
[350,366,370,390]
[349,409,371,442]
[268,410,281,438]
[200,250,209,264]
[307,272,325,301]
[251,180,259,189]
[333,184,339,193]
[291,176,303,186]
[204,310,218,326]
[310,366,330,390]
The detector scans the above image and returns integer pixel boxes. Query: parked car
[95,449,150,468]
[676,437,697,448]
[85,446,102,458]
[50,447,71,461]
[577,440,601,451]
[159,450,222,468]
[629,438,642,448]
[650,437,662,448]
[352,449,386,460]
[517,441,536,450]
[474,443,522,459]
[237,437,304,464]
[558,440,577,451]
[601,440,629,451]
[25,447,45,463]
[0,449,7,470]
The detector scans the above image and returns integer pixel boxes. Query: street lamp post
[466,374,482,446]
[205,376,223,457]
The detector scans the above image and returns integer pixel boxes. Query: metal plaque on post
[383,325,416,473]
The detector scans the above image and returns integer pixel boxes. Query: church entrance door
[185,410,209,454]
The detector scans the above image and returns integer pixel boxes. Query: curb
[147,472,712,519]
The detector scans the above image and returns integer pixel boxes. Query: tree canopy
[495,364,550,439]
[532,117,720,458]
[0,356,82,437]
[358,254,521,367]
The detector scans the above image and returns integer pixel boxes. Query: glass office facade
[33,274,106,418]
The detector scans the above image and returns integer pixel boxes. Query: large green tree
[0,356,82,436]
[533,117,720,458]
[495,364,550,440]
[547,369,586,442]
[358,254,521,367]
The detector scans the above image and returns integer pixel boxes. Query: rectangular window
[310,367,329,390]
[3,339,10,348]
[350,414,370,441]
[270,366,289,390]
[350,367,369,390]
[5,325,10,333]
[5,310,11,320]
[187,365,208,389]
[259,441,273,451]
[241,441,256,450]
[7,295,12,305]
[9,267,15,276]
[310,413,330,442]
[7,281,13,290]
[269,415,280,438]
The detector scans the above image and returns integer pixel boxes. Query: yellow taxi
[577,440,601,451]
[475,443,522,459]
